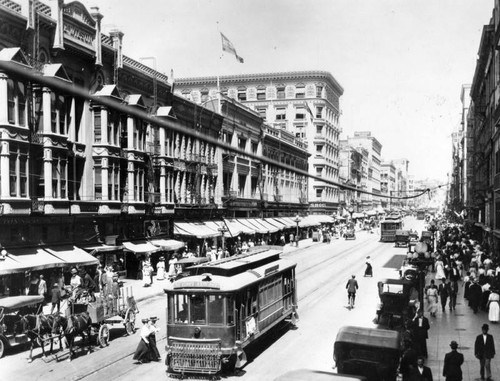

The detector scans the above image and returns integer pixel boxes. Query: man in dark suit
[474,323,496,380]
[443,340,464,381]
[409,356,433,381]
[411,309,431,358]
[438,277,451,312]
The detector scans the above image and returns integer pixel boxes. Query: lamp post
[294,214,301,247]
[219,226,228,257]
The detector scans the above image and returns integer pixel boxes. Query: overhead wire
[0,59,440,203]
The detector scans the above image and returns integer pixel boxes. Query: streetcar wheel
[125,308,136,335]
[98,325,110,348]
[0,338,6,358]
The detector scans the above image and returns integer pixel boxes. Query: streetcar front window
[208,295,224,325]
[189,294,206,324]
[172,294,189,324]
[226,295,234,325]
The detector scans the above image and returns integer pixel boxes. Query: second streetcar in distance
[163,245,298,377]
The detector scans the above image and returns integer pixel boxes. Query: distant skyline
[82,0,493,181]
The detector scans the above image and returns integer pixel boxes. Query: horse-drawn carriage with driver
[0,295,47,359]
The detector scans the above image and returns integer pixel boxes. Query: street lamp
[0,249,6,261]
[219,226,228,257]
[294,214,301,247]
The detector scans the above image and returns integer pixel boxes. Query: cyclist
[346,275,359,308]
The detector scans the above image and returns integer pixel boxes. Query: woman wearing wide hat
[148,317,161,361]
[133,319,152,364]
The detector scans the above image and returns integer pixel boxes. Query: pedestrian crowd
[400,220,497,381]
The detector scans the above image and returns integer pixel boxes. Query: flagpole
[216,21,222,114]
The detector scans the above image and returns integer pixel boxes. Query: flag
[304,102,314,120]
[170,69,175,93]
[221,32,244,63]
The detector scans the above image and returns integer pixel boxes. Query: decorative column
[0,73,9,124]
[102,157,109,201]
[127,116,134,150]
[101,107,108,144]
[44,148,52,199]
[160,163,166,204]
[0,141,9,198]
[128,161,135,203]
[42,87,51,133]
[68,97,76,142]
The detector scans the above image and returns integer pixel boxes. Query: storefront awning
[352,212,366,219]
[44,246,100,267]
[298,216,321,228]
[174,222,221,239]
[270,217,294,229]
[307,215,335,224]
[263,218,287,230]
[0,247,65,275]
[122,241,161,254]
[79,243,123,254]
[249,218,280,233]
[236,218,268,234]
[149,239,185,251]
[280,217,300,227]
[224,218,255,236]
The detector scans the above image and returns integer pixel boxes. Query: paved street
[2,217,499,380]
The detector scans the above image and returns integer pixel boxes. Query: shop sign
[310,203,326,208]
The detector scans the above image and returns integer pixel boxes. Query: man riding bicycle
[346,275,359,308]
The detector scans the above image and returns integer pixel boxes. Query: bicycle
[348,292,356,309]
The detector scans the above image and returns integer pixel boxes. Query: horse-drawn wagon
[54,284,139,360]
[0,295,45,358]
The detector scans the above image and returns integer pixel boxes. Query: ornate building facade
[175,71,343,215]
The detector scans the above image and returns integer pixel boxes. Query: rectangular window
[20,155,27,197]
[295,107,305,120]
[7,80,15,124]
[251,176,258,197]
[316,125,323,134]
[257,91,266,100]
[276,108,286,120]
[94,162,102,200]
[94,111,102,143]
[9,155,17,197]
[316,144,323,154]
[277,86,285,99]
[52,161,58,198]
[316,106,323,119]
[208,295,224,325]
[295,86,305,99]
[251,141,258,154]
[316,167,323,177]
[316,188,323,198]
[316,86,323,98]
[238,137,247,151]
[237,89,247,102]
[190,294,206,324]
[238,174,246,197]
[60,160,66,199]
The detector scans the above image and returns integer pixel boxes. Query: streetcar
[380,217,403,242]
[163,245,298,377]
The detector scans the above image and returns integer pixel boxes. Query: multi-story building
[380,161,397,209]
[206,96,310,218]
[344,131,383,209]
[175,71,344,215]
[339,140,363,212]
[393,158,410,209]
[0,0,229,288]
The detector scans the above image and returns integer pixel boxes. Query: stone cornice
[177,70,344,95]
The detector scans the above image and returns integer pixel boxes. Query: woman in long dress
[435,257,446,280]
[156,257,166,281]
[133,319,152,363]
[426,280,439,317]
[488,290,500,323]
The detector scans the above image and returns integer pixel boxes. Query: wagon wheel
[0,337,6,358]
[98,324,110,348]
[124,308,136,335]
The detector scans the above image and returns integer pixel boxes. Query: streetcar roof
[335,326,401,349]
[274,369,367,380]
[187,246,283,277]
[0,295,45,310]
[164,257,296,292]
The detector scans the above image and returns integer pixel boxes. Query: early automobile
[376,278,418,328]
[394,230,410,248]
[333,326,402,381]
[0,295,45,358]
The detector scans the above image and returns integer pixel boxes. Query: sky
[82,0,493,181]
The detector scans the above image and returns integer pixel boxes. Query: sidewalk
[424,275,500,381]
[125,237,322,304]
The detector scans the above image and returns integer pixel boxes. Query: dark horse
[52,312,93,361]
[15,314,63,362]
